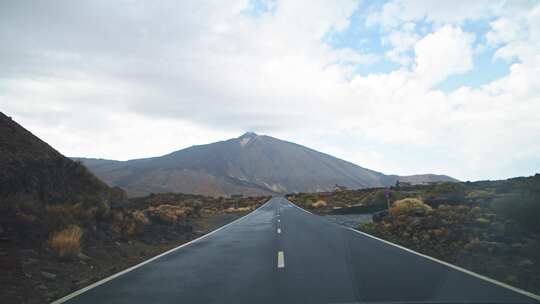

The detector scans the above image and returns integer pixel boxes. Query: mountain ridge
[74,132,457,197]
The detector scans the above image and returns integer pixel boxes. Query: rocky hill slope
[0,112,125,209]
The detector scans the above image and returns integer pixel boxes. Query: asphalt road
[55,197,538,304]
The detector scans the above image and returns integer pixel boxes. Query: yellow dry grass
[147,204,191,222]
[48,225,83,257]
[389,198,432,216]
[132,210,150,225]
[224,206,252,213]
[310,200,327,209]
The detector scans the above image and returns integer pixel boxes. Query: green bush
[360,189,396,206]
[466,189,495,199]
[491,191,540,232]
[427,182,466,203]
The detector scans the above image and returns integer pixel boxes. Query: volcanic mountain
[74,132,457,197]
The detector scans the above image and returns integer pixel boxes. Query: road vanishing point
[54,197,539,304]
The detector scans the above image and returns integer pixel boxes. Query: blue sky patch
[436,48,516,92]
[241,0,276,17]
[320,1,514,89]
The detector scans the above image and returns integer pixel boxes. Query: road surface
[55,197,538,303]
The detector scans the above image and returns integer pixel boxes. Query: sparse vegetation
[147,204,192,223]
[132,210,150,225]
[359,189,394,205]
[466,189,495,201]
[389,198,432,216]
[288,174,540,294]
[48,225,83,258]
[287,187,394,213]
[491,191,540,232]
[425,182,466,205]
[355,175,540,294]
[3,191,270,303]
[224,206,252,213]
[310,200,327,209]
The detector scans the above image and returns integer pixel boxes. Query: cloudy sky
[1,0,539,181]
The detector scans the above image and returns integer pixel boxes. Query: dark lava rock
[410,217,422,227]
[413,207,427,216]
[77,252,91,261]
[372,210,388,222]
[41,271,57,280]
[22,258,39,266]
[518,259,534,268]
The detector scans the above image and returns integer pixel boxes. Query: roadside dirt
[0,212,247,304]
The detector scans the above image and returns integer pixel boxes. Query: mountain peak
[239,132,258,139]
[238,132,259,147]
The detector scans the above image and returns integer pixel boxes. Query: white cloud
[1,0,540,181]
[367,0,500,29]
[492,4,540,63]
[382,24,420,65]
[413,26,475,86]
[486,17,523,46]
[329,48,380,66]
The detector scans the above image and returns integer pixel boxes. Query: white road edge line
[50,199,274,304]
[277,228,281,234]
[277,251,285,268]
[348,227,540,301]
[286,197,540,301]
[288,198,314,215]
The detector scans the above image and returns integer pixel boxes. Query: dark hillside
[0,112,123,206]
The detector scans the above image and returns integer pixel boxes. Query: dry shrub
[111,222,123,234]
[224,206,251,213]
[132,210,150,225]
[310,200,327,209]
[48,225,83,258]
[466,190,495,200]
[123,221,137,236]
[148,204,191,223]
[390,198,432,216]
[111,211,150,235]
[464,236,481,250]
[475,217,490,226]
